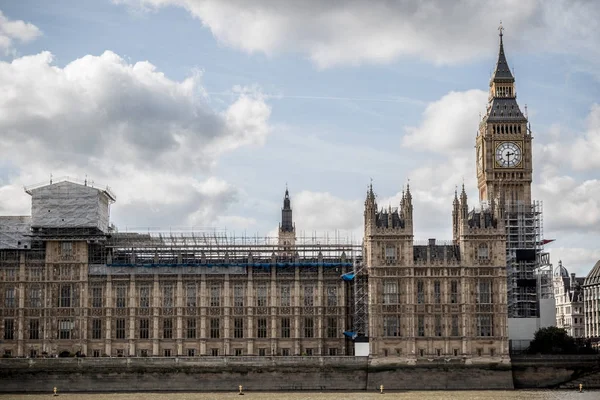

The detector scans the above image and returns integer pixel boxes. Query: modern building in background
[553,261,585,338]
[584,260,600,340]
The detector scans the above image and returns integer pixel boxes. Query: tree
[527,327,578,354]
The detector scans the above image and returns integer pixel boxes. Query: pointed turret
[280,186,293,232]
[460,183,469,220]
[278,185,296,250]
[403,182,413,226]
[492,23,514,83]
[452,187,460,242]
[364,182,377,232]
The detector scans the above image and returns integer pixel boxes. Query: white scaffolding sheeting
[26,180,115,232]
[0,216,32,249]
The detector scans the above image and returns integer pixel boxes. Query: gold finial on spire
[498,20,504,37]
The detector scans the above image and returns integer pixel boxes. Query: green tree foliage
[527,327,596,354]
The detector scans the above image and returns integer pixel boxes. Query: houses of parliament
[0,29,540,363]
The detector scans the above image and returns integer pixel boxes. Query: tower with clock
[476,23,532,206]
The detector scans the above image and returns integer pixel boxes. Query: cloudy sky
[0,0,599,276]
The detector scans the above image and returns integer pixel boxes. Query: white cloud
[547,247,600,277]
[292,191,363,237]
[117,0,600,68]
[536,173,600,234]
[0,50,272,229]
[0,10,42,55]
[402,90,487,153]
[569,104,600,170]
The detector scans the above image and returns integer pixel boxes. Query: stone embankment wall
[0,356,513,392]
[1,355,599,392]
[511,355,600,389]
[0,357,368,392]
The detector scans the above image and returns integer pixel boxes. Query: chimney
[570,273,576,290]
[428,238,436,246]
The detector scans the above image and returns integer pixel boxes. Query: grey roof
[375,209,405,229]
[554,261,569,278]
[0,216,32,250]
[492,35,514,82]
[584,260,600,286]
[486,97,528,123]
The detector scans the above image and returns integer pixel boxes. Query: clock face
[477,145,483,171]
[495,142,522,168]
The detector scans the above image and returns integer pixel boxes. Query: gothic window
[304,317,314,338]
[210,318,220,339]
[417,315,425,337]
[233,284,245,307]
[327,286,338,307]
[139,286,150,309]
[477,314,493,337]
[163,318,173,339]
[384,316,399,337]
[210,284,221,307]
[327,317,337,338]
[434,315,442,336]
[29,319,40,340]
[417,280,425,304]
[4,287,15,308]
[61,242,73,257]
[477,280,492,304]
[115,318,126,339]
[383,281,398,304]
[257,318,268,338]
[58,319,72,339]
[59,284,72,308]
[478,243,489,260]
[92,318,102,339]
[451,315,459,336]
[116,285,127,308]
[186,284,197,308]
[434,281,441,304]
[385,245,397,262]
[303,285,314,307]
[234,318,244,338]
[450,280,459,304]
[281,318,291,338]
[162,285,173,308]
[4,319,14,340]
[92,287,103,308]
[256,284,268,307]
[280,285,291,307]
[139,319,149,339]
[187,318,196,339]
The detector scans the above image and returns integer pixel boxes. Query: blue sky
[0,0,599,276]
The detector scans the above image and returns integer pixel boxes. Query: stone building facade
[364,184,508,361]
[1,30,523,361]
[553,261,585,338]
[584,260,600,339]
[0,183,355,358]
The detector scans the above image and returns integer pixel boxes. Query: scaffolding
[505,200,543,318]
[86,231,361,270]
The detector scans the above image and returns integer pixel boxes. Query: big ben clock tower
[477,24,532,205]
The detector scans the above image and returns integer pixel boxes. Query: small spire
[492,22,514,82]
[460,183,468,204]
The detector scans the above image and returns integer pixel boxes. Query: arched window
[478,243,489,260]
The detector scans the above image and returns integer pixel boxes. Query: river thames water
[0,391,597,400]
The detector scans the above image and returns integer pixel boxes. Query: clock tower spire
[476,24,532,206]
